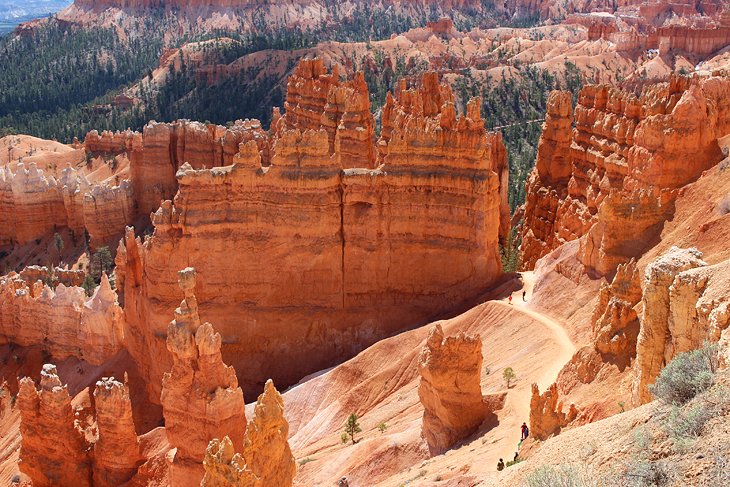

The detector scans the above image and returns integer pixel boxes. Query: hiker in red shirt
[521,422,529,440]
[508,294,513,305]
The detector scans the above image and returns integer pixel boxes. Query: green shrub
[619,459,674,487]
[524,464,599,487]
[649,343,717,405]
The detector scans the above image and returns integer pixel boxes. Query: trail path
[492,271,576,463]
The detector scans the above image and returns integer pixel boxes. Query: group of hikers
[507,290,527,305]
[497,422,529,471]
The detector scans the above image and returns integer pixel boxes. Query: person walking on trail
[522,290,526,302]
[338,477,350,487]
[497,458,505,471]
[508,294,513,305]
[521,422,529,440]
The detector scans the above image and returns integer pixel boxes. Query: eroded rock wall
[633,247,707,404]
[0,273,124,365]
[118,65,506,402]
[0,161,133,251]
[521,75,730,276]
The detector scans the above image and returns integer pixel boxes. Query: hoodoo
[160,267,247,486]
[418,324,487,455]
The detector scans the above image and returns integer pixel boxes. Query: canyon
[0,1,730,485]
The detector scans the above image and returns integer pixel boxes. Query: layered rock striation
[418,324,487,455]
[0,162,133,250]
[0,273,124,365]
[521,75,730,276]
[117,61,507,401]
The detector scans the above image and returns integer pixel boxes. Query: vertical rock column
[633,247,707,405]
[17,364,92,486]
[202,379,296,487]
[418,324,486,455]
[93,376,143,487]
[161,267,247,486]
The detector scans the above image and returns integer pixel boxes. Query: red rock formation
[18,265,86,287]
[93,376,144,487]
[591,258,642,357]
[201,379,295,486]
[332,72,376,169]
[84,129,136,154]
[160,267,247,486]
[0,273,124,365]
[117,65,506,403]
[520,90,575,269]
[522,75,730,276]
[17,364,92,486]
[581,77,728,276]
[667,258,730,360]
[83,181,135,250]
[418,324,486,455]
[202,437,256,486]
[282,58,376,168]
[130,119,267,217]
[0,161,133,251]
[633,246,707,405]
[529,383,578,441]
[240,379,295,486]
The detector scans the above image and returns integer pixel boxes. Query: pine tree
[343,413,361,445]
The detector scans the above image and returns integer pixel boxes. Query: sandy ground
[285,272,577,486]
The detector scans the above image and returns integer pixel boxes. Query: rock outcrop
[529,383,578,441]
[418,324,486,455]
[634,247,707,405]
[520,90,576,269]
[17,364,92,486]
[591,259,642,357]
[129,119,269,217]
[522,76,730,276]
[117,62,507,402]
[93,376,144,487]
[160,267,247,486]
[0,273,124,365]
[202,379,295,487]
[0,162,133,251]
[667,259,730,361]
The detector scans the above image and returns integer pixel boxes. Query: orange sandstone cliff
[116,61,508,403]
[522,75,730,276]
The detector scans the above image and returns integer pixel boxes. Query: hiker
[521,422,529,440]
[522,290,526,301]
[514,451,519,462]
[508,294,513,305]
[497,458,505,471]
[338,477,350,487]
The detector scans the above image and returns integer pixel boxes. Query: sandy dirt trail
[491,271,576,463]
